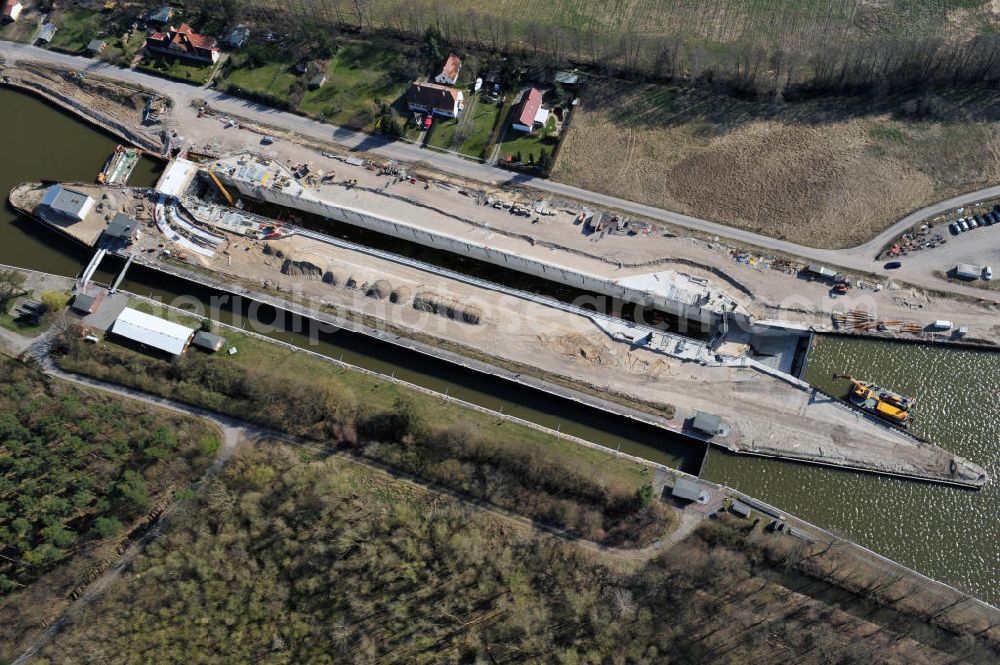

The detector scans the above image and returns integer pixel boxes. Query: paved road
[3,41,999,300]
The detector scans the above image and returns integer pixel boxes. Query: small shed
[308,72,327,90]
[104,213,138,241]
[87,38,108,54]
[71,293,97,314]
[147,6,174,25]
[192,330,225,353]
[554,71,581,86]
[691,411,722,436]
[37,23,57,43]
[671,477,703,502]
[224,24,250,49]
[730,500,751,518]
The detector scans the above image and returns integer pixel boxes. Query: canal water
[0,87,704,474]
[4,87,998,604]
[704,334,1000,604]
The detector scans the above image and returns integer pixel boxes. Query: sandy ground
[116,207,984,486]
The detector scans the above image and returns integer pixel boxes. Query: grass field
[223,40,411,130]
[46,7,105,54]
[552,80,1000,248]
[298,42,410,128]
[136,54,215,85]
[122,300,653,492]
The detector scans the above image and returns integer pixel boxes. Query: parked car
[260,135,274,145]
[969,217,980,229]
[949,221,961,235]
[960,218,971,231]
[989,212,999,225]
[985,266,993,280]
[975,214,985,226]
[884,261,902,269]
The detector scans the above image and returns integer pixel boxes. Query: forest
[51,332,669,547]
[0,359,218,663]
[34,442,1000,664]
[220,0,1000,96]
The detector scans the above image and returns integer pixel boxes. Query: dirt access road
[3,41,1000,292]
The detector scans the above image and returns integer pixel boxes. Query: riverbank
[8,180,989,488]
[0,61,164,154]
[2,263,997,654]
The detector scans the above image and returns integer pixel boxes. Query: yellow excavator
[208,169,236,207]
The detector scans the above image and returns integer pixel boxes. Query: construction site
[7,169,990,488]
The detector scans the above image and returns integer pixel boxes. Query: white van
[984,266,993,280]
[930,320,953,331]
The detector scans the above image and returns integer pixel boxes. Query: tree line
[51,334,669,547]
[211,0,1000,98]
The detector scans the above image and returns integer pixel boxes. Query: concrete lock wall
[224,177,735,329]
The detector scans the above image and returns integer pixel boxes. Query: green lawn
[424,96,503,158]
[136,54,215,85]
[460,97,503,157]
[499,131,559,167]
[425,116,460,150]
[47,7,106,53]
[297,42,410,130]
[224,49,298,100]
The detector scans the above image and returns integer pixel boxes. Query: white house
[2,1,23,23]
[405,82,464,118]
[511,88,546,133]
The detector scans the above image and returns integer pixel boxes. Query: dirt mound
[322,268,346,286]
[365,280,392,299]
[413,292,482,325]
[389,286,412,305]
[280,255,323,279]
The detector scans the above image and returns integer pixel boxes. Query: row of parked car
[949,204,1000,234]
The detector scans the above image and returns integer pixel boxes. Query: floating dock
[97,145,140,185]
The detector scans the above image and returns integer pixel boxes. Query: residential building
[2,0,22,23]
[39,185,95,222]
[405,82,464,118]
[434,53,462,85]
[146,23,220,63]
[511,88,548,132]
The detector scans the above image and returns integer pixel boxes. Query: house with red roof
[405,81,464,118]
[434,53,462,86]
[2,0,23,23]
[146,23,220,63]
[511,88,549,133]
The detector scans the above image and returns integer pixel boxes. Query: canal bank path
[4,40,1000,295]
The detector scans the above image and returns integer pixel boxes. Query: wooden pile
[832,310,925,335]
[832,309,877,331]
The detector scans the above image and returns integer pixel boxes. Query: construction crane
[207,169,236,207]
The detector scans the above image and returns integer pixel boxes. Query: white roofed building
[39,185,95,223]
[156,158,198,198]
[110,307,195,357]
